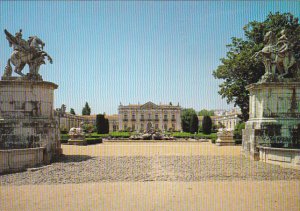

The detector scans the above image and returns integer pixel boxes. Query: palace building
[118,101,182,132]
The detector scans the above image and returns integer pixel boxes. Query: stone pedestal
[216,130,235,146]
[242,82,300,160]
[68,127,86,145]
[0,79,62,161]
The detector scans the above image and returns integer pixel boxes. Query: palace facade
[118,102,182,132]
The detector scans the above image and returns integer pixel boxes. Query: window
[164,124,167,130]
[155,124,159,129]
[164,114,168,120]
[132,124,135,131]
[155,114,159,120]
[172,124,175,129]
[148,113,151,119]
[132,114,135,120]
[124,124,127,130]
[141,124,144,129]
[172,114,175,119]
[141,114,144,120]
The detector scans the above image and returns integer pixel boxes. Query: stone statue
[253,30,300,82]
[275,29,299,79]
[3,29,53,80]
[253,31,277,82]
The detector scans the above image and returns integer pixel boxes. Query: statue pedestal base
[0,79,61,161]
[242,82,300,160]
[216,131,235,146]
[68,139,87,146]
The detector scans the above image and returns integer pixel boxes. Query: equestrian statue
[3,29,53,80]
[253,29,300,82]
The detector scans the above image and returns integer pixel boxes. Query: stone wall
[258,146,300,168]
[0,147,45,174]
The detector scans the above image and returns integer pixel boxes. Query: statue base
[68,139,87,146]
[242,82,300,160]
[216,131,235,146]
[0,79,61,160]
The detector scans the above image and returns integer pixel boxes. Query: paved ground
[1,142,300,211]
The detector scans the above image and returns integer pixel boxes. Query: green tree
[202,116,212,134]
[198,109,214,116]
[70,108,76,115]
[181,108,198,133]
[189,114,199,134]
[96,114,109,134]
[82,102,91,115]
[213,12,300,121]
[234,122,245,139]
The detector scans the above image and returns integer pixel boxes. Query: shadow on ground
[52,154,94,163]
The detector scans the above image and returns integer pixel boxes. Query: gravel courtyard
[1,142,299,185]
[1,142,300,211]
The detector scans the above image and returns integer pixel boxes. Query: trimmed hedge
[171,132,217,141]
[109,132,131,138]
[86,138,102,145]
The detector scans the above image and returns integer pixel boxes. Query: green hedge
[109,132,131,138]
[86,138,102,145]
[61,134,69,143]
[171,132,217,141]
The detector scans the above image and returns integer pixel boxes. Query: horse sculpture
[4,29,52,79]
[253,31,277,80]
[253,30,300,81]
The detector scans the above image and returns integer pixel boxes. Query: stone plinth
[0,79,62,161]
[0,147,45,174]
[68,127,86,145]
[258,146,300,169]
[216,130,235,146]
[242,82,300,160]
[68,139,87,145]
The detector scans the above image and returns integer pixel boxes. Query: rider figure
[14,29,30,51]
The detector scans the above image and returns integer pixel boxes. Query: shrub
[234,122,245,139]
[202,116,212,134]
[96,114,109,134]
[86,138,102,145]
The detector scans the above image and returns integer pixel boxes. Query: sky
[0,1,299,115]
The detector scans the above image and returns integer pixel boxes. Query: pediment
[140,101,158,109]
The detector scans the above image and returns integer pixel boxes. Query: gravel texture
[1,155,300,185]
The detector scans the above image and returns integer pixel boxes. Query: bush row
[86,138,102,145]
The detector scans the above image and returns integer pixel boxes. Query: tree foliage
[198,109,214,116]
[96,114,109,134]
[189,114,199,133]
[82,102,91,115]
[70,108,76,115]
[202,116,212,134]
[213,12,300,121]
[181,108,198,133]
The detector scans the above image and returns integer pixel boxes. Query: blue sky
[0,1,299,115]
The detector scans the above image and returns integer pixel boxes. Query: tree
[198,109,214,116]
[82,102,91,115]
[202,116,212,134]
[70,108,76,115]
[189,114,199,133]
[96,114,109,134]
[82,122,94,134]
[181,108,198,133]
[213,12,300,121]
